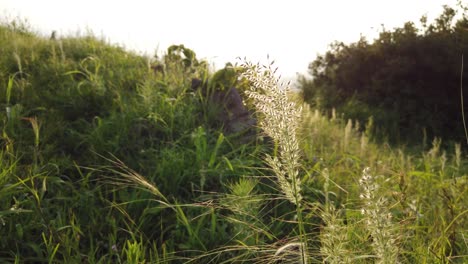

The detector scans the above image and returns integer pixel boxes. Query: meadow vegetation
[0,16,467,263]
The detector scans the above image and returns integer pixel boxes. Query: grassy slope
[0,22,466,263]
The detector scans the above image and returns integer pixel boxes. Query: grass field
[0,20,466,263]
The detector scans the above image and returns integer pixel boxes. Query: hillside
[0,20,467,263]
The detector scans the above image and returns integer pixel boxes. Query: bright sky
[0,0,461,78]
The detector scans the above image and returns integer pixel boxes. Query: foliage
[0,17,466,264]
[0,20,263,262]
[299,5,468,146]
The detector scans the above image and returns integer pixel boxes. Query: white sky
[0,0,461,78]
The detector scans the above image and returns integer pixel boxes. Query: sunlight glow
[0,0,460,78]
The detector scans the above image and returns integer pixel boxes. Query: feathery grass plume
[343,119,352,152]
[429,138,442,161]
[273,242,307,264]
[454,143,461,170]
[240,59,303,206]
[359,167,399,264]
[240,59,306,263]
[13,52,22,75]
[440,151,447,172]
[360,133,368,156]
[422,138,443,173]
[319,169,351,263]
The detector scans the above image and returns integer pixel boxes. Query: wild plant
[319,169,351,263]
[240,59,307,263]
[241,60,303,207]
[454,143,461,170]
[343,119,352,152]
[359,167,399,263]
[123,239,146,264]
[2,19,468,263]
[220,177,267,250]
[360,133,368,157]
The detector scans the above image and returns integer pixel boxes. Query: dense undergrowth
[0,20,467,263]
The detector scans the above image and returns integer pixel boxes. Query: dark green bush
[299,5,468,146]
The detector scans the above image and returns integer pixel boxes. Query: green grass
[0,19,467,263]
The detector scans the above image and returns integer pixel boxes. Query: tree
[299,6,468,146]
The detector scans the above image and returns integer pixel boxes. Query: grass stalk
[461,54,468,145]
[241,59,307,263]
[359,167,399,263]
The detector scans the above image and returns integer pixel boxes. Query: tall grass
[241,59,308,263]
[301,107,467,263]
[236,58,467,263]
[0,19,467,263]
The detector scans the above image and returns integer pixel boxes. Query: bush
[299,5,468,146]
